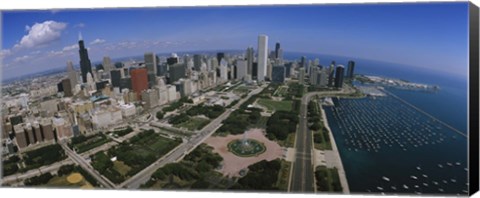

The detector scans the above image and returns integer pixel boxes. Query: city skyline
[1,2,469,79]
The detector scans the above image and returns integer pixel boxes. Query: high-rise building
[301,56,307,70]
[347,60,355,79]
[246,47,254,75]
[285,62,293,77]
[40,119,55,141]
[298,67,305,84]
[66,61,78,89]
[110,70,122,88]
[144,52,157,75]
[328,61,335,87]
[272,65,286,83]
[141,89,159,109]
[216,52,225,65]
[157,63,168,76]
[120,77,132,90]
[78,33,93,83]
[103,56,113,72]
[130,68,149,100]
[61,78,73,97]
[335,65,345,88]
[257,34,268,82]
[193,54,203,71]
[167,56,178,65]
[236,59,247,80]
[275,42,281,59]
[14,124,28,148]
[169,63,187,83]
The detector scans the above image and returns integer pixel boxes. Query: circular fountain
[228,131,266,157]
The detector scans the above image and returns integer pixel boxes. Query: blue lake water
[283,52,469,195]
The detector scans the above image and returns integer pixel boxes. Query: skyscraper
[193,54,202,71]
[216,52,225,65]
[169,63,187,83]
[236,59,247,80]
[61,78,73,97]
[328,61,335,87]
[272,65,286,83]
[103,56,113,72]
[275,42,281,58]
[66,61,78,89]
[78,32,93,83]
[130,68,148,100]
[347,60,355,79]
[144,52,157,75]
[110,70,122,88]
[335,65,345,88]
[246,47,254,75]
[257,34,268,82]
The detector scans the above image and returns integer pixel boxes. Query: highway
[119,84,267,189]
[289,88,353,193]
[59,142,116,188]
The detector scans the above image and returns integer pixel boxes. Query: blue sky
[1,2,470,79]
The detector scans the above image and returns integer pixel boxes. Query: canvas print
[1,2,478,196]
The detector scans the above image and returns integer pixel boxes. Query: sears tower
[78,32,93,83]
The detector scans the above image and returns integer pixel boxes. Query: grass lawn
[314,130,332,150]
[45,172,92,188]
[257,99,293,112]
[273,86,288,97]
[315,166,342,192]
[175,117,210,131]
[276,160,292,191]
[113,161,132,176]
[72,134,111,154]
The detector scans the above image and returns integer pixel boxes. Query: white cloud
[0,49,12,58]
[62,44,78,51]
[74,23,85,28]
[13,55,31,63]
[90,38,106,45]
[47,43,78,57]
[25,25,31,32]
[14,20,67,49]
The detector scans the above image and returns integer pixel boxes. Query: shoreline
[319,104,350,193]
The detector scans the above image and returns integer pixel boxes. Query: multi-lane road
[289,89,353,193]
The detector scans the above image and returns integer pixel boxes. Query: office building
[110,69,122,88]
[257,35,268,82]
[103,56,113,72]
[119,77,132,90]
[285,62,293,77]
[246,47,254,75]
[217,52,225,65]
[167,55,179,65]
[335,65,345,88]
[169,63,187,83]
[61,78,73,97]
[144,53,157,87]
[298,67,305,84]
[347,60,355,79]
[141,89,159,109]
[78,33,93,83]
[236,59,247,80]
[272,65,286,83]
[193,54,203,71]
[66,61,78,89]
[328,62,335,87]
[130,68,149,100]
[40,119,55,141]
[14,124,28,148]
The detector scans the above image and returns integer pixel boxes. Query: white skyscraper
[103,56,113,72]
[257,34,268,82]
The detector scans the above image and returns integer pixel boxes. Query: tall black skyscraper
[78,33,93,83]
[335,65,345,88]
[275,42,281,58]
[347,60,355,79]
[217,52,225,65]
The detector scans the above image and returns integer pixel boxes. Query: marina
[323,85,468,195]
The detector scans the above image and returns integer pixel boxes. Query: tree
[310,123,321,131]
[156,111,164,120]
